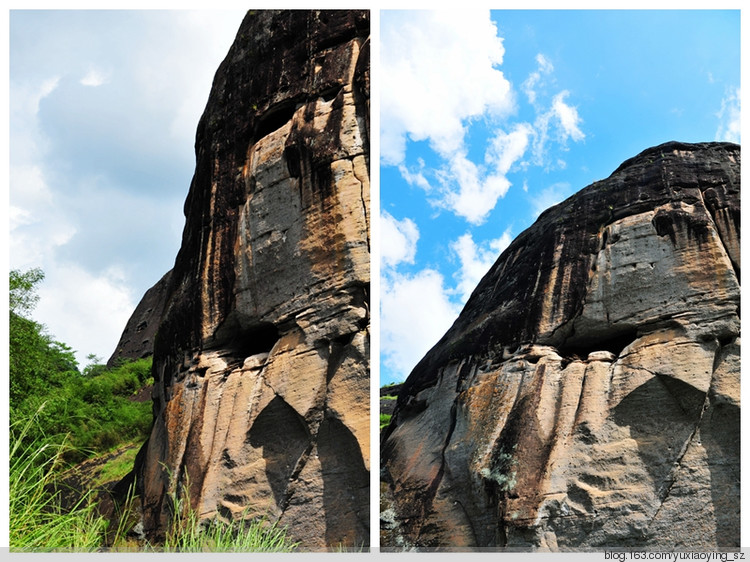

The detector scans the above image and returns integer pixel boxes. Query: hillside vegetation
[8,268,297,552]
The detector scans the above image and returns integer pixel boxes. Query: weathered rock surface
[107,270,172,368]
[381,141,740,550]
[132,10,370,549]
[381,383,403,417]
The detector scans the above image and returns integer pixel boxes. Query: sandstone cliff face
[107,270,171,368]
[381,141,739,550]
[135,11,370,549]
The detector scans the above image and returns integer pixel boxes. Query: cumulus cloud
[9,10,245,362]
[381,211,420,269]
[383,13,585,224]
[439,153,508,224]
[715,87,740,144]
[381,10,512,165]
[451,230,513,303]
[381,269,461,379]
[433,122,533,224]
[35,265,136,367]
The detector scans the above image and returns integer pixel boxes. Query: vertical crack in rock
[382,141,740,550]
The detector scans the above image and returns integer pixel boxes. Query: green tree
[9,269,79,413]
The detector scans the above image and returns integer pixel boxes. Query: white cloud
[522,53,554,105]
[436,122,532,224]
[381,211,420,269]
[382,12,585,224]
[9,11,246,365]
[715,87,740,144]
[35,264,136,367]
[451,230,512,303]
[9,78,59,165]
[551,91,585,142]
[381,269,461,378]
[487,123,533,175]
[381,10,512,165]
[398,160,432,192]
[80,67,109,87]
[442,152,512,224]
[531,90,585,166]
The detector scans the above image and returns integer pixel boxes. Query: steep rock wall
[381,141,739,550]
[135,10,370,549]
[107,270,171,368]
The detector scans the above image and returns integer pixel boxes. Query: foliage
[92,444,141,487]
[480,447,519,493]
[380,382,403,391]
[9,269,79,411]
[11,356,154,464]
[9,405,110,551]
[8,268,298,552]
[380,413,392,430]
[161,468,298,552]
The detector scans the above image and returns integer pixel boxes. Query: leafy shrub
[12,357,154,464]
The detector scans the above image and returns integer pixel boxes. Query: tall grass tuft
[9,404,109,551]
[10,405,299,552]
[161,468,297,552]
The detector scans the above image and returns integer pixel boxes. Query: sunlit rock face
[381,141,739,551]
[135,10,370,549]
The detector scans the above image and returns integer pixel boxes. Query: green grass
[9,405,110,551]
[92,444,140,487]
[13,357,154,465]
[160,469,298,552]
[162,511,297,552]
[10,406,299,553]
[381,394,397,400]
[380,413,392,430]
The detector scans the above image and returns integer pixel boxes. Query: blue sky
[379,9,741,384]
[4,8,742,381]
[8,10,247,367]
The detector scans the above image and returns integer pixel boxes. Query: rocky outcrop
[134,10,370,549]
[107,270,172,368]
[381,141,740,550]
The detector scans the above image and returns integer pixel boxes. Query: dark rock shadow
[247,396,311,508]
[317,416,370,548]
[701,400,740,547]
[612,374,739,546]
[613,376,704,498]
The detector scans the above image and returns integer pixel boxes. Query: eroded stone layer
[136,10,370,549]
[381,141,739,550]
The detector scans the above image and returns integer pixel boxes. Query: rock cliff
[107,270,172,368]
[131,10,370,549]
[381,141,739,550]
